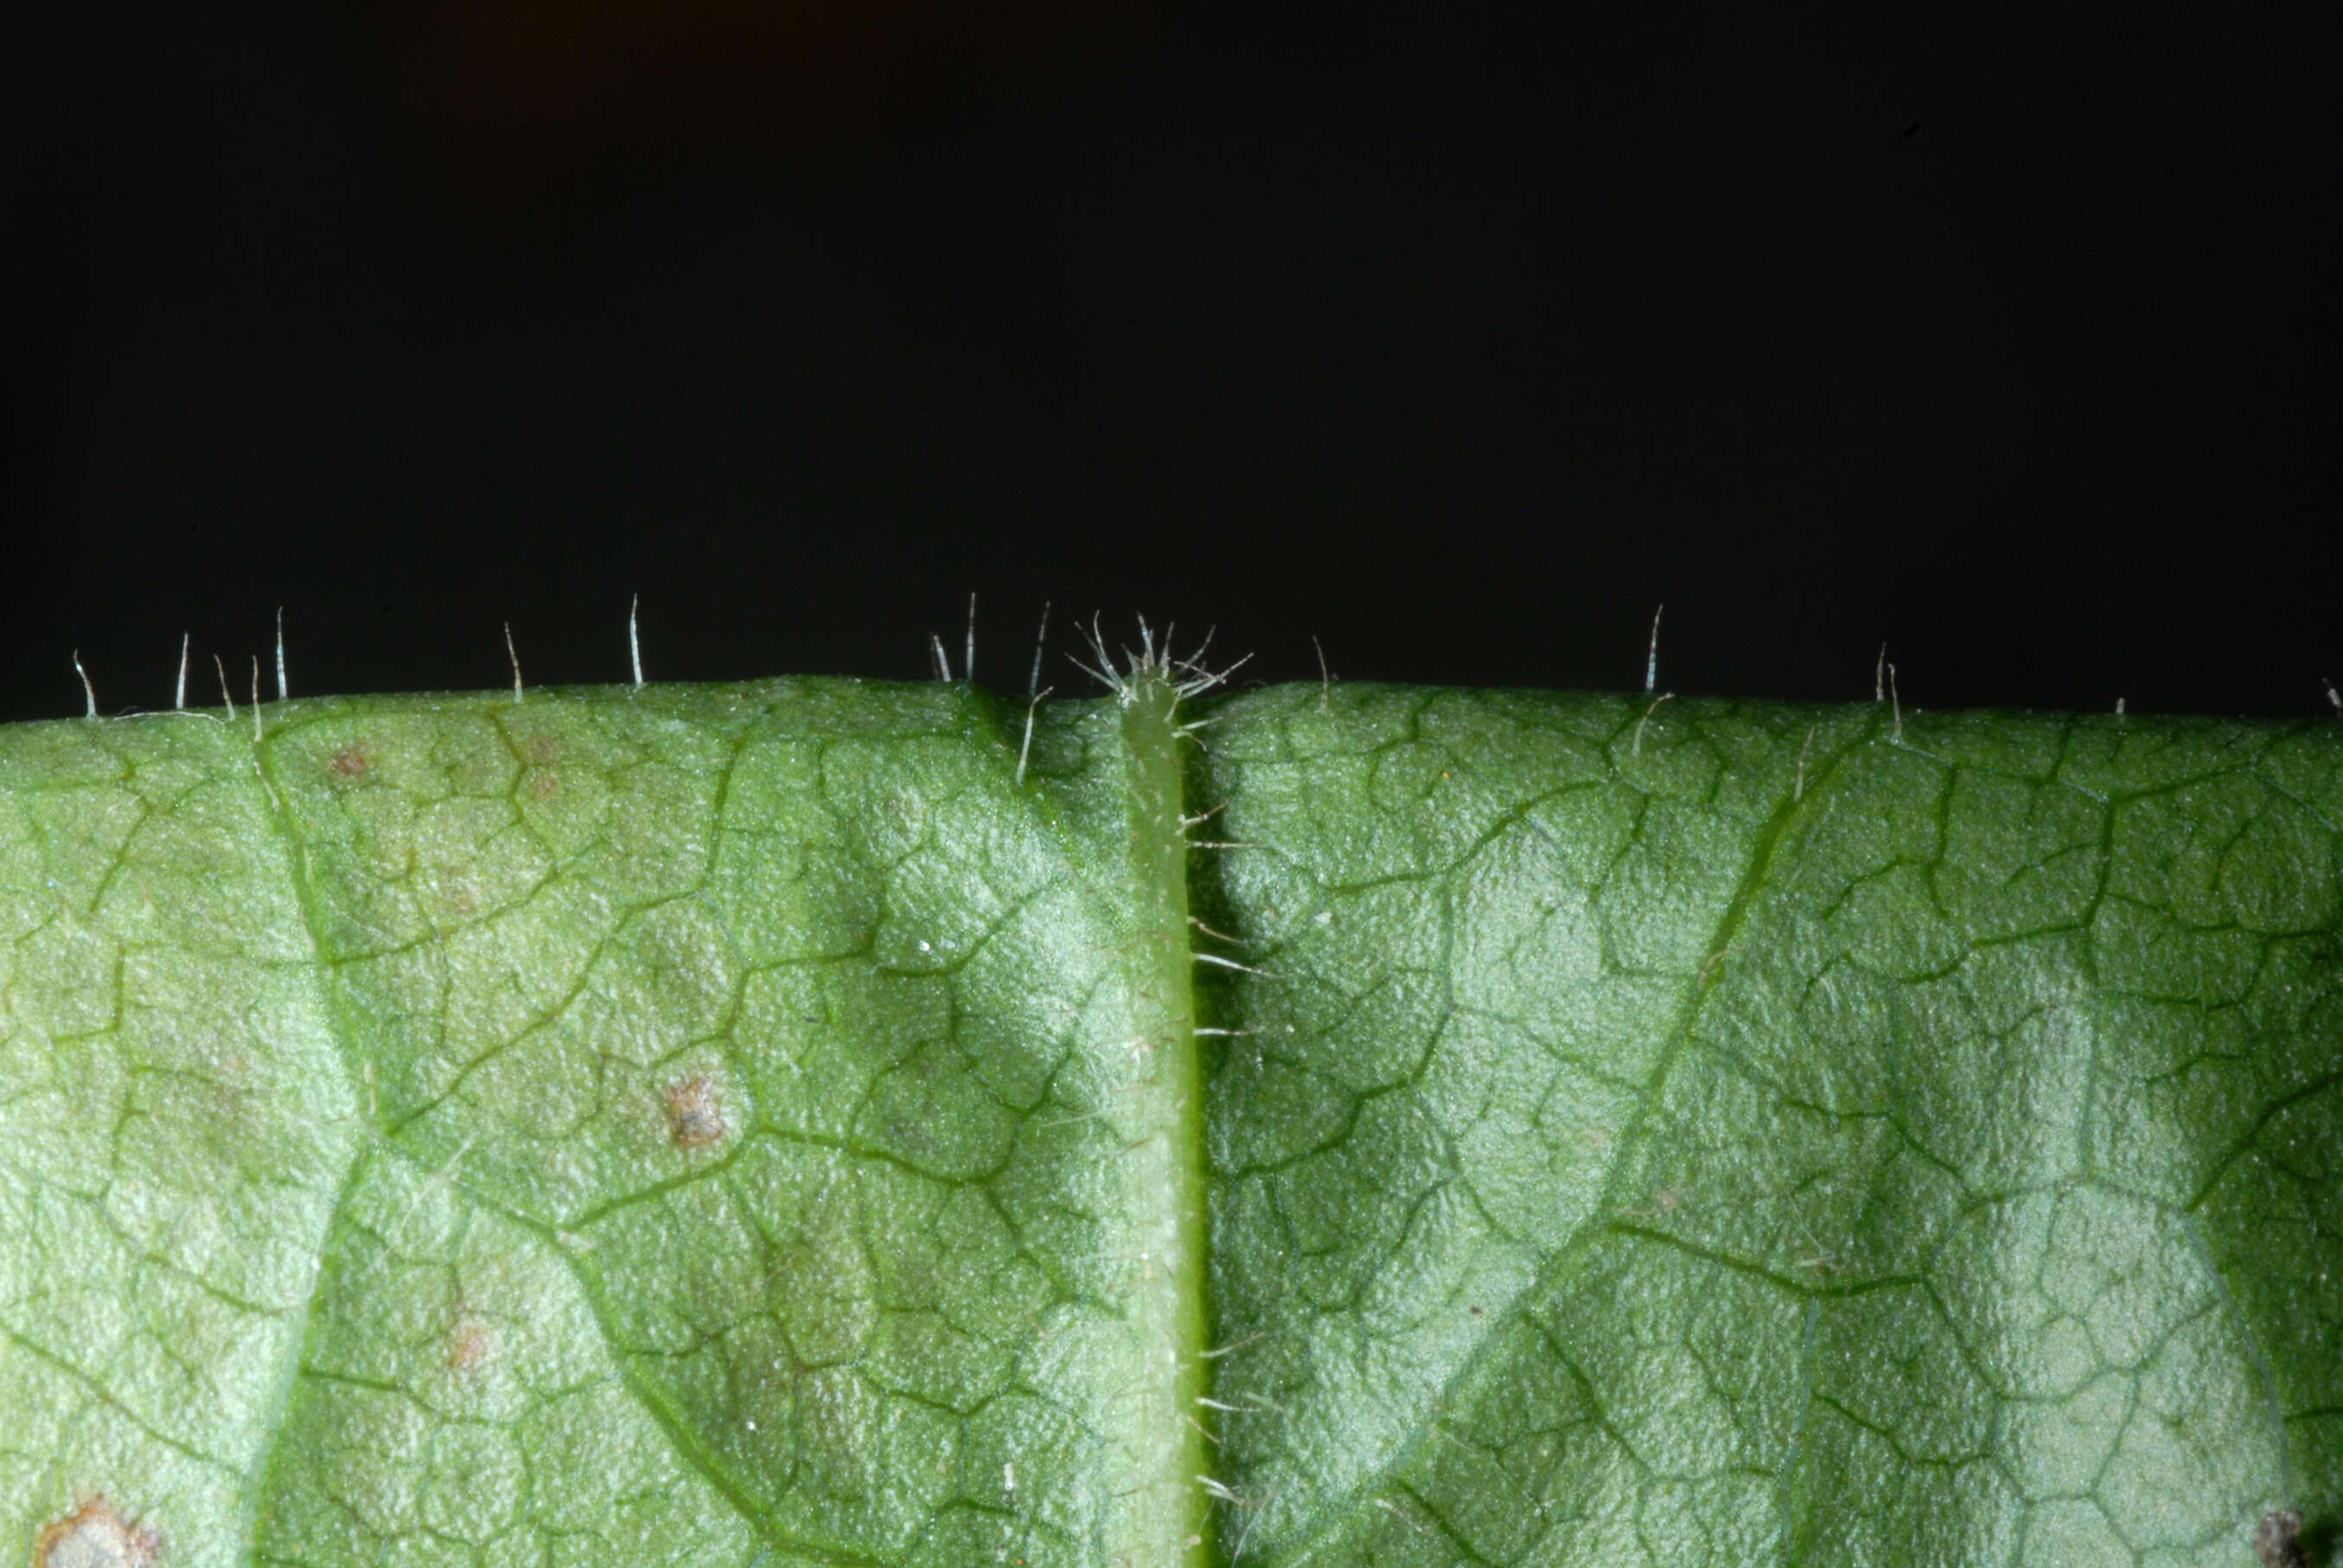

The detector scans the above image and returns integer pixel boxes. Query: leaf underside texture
[0,677,2335,1568]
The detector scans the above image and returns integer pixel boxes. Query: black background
[3,1,2334,723]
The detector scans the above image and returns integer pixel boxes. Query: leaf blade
[0,715,354,1566]
[252,678,1213,1566]
[1,681,2335,1567]
[1191,691,2343,1566]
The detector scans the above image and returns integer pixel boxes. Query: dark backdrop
[4,1,2335,722]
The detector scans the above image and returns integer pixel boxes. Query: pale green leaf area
[0,672,2335,1568]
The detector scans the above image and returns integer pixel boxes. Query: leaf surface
[1,677,2335,1567]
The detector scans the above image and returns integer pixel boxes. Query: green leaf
[1,671,2335,1567]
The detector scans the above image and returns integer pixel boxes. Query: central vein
[1107,670,1216,1565]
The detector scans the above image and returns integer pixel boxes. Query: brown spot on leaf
[524,768,562,803]
[190,1046,263,1152]
[37,1496,160,1568]
[446,1316,492,1376]
[2257,1509,2307,1568]
[328,744,373,783]
[665,1074,728,1151]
